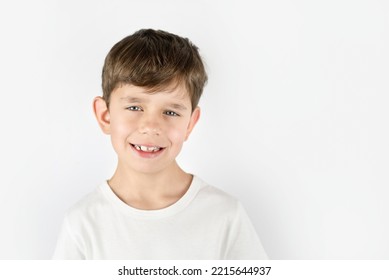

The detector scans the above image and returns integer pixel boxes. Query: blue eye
[165,111,179,117]
[127,106,142,111]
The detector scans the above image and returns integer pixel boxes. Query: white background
[0,0,388,259]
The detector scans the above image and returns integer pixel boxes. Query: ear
[93,96,111,134]
[185,106,201,141]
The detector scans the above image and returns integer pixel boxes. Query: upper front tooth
[140,145,159,152]
[134,144,161,152]
[140,145,149,152]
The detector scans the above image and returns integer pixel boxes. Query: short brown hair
[102,29,208,111]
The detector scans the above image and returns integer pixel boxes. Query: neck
[108,160,192,210]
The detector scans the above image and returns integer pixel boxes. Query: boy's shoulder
[64,182,109,222]
[193,177,246,221]
[195,176,239,208]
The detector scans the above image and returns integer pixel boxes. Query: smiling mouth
[131,144,164,153]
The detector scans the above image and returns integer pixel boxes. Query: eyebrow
[169,103,188,111]
[120,97,144,103]
[120,96,188,111]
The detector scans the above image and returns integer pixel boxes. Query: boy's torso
[64,176,240,259]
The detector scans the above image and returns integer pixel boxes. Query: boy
[53,29,267,259]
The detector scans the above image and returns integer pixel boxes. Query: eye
[127,106,142,111]
[164,111,179,117]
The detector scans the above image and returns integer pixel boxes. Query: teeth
[133,144,161,152]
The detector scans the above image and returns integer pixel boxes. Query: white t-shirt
[53,176,267,259]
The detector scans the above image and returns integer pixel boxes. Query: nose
[138,113,162,136]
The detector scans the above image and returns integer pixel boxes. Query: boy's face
[93,84,200,175]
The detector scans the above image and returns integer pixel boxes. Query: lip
[129,143,165,159]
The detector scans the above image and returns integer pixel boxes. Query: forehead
[113,83,190,102]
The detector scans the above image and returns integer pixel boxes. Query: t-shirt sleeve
[52,215,85,260]
[224,202,268,260]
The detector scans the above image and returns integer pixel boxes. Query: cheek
[167,123,189,145]
[110,118,135,144]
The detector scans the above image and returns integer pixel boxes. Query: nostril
[139,126,161,135]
